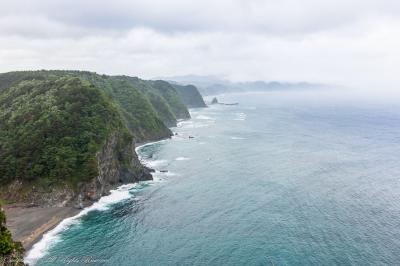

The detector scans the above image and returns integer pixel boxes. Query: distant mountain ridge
[158,75,327,96]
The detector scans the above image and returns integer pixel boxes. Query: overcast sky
[0,0,399,90]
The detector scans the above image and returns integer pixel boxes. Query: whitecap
[143,159,168,169]
[153,171,177,178]
[234,112,247,121]
[230,136,246,140]
[177,120,193,128]
[195,115,214,120]
[176,157,190,161]
[181,122,213,129]
[194,122,213,128]
[164,172,177,177]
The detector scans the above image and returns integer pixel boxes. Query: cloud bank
[0,0,399,90]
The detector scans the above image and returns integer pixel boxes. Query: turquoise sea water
[28,90,400,265]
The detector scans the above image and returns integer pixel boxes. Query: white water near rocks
[29,90,400,265]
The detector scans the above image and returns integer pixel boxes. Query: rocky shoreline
[0,70,207,263]
[3,135,170,259]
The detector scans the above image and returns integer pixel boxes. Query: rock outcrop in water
[0,70,206,208]
[210,97,238,106]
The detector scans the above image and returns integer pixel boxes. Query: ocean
[26,89,400,265]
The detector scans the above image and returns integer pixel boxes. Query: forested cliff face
[0,70,205,207]
[172,84,207,108]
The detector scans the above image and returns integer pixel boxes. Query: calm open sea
[27,89,400,265]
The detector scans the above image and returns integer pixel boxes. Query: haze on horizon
[0,0,399,93]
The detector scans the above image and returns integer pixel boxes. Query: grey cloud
[2,0,400,38]
[0,0,400,93]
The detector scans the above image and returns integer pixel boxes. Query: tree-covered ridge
[0,77,130,186]
[0,70,199,138]
[116,76,191,126]
[172,84,207,108]
[105,77,171,141]
[0,70,205,205]
[149,80,190,120]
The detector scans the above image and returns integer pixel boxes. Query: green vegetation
[149,80,190,119]
[0,206,25,265]
[0,206,14,255]
[0,70,205,205]
[116,76,191,126]
[172,84,207,108]
[106,77,171,140]
[0,77,129,186]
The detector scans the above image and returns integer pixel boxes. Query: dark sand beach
[5,206,79,251]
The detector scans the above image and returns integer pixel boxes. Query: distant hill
[159,75,327,96]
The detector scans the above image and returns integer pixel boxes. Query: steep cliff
[119,76,190,126]
[0,76,149,207]
[78,132,152,205]
[0,71,174,143]
[0,70,204,208]
[0,70,206,207]
[148,80,191,119]
[172,84,207,108]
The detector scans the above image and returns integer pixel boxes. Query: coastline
[4,205,80,251]
[4,138,170,263]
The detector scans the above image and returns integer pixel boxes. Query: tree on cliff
[0,205,25,265]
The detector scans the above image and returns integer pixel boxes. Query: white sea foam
[135,139,167,154]
[176,157,190,161]
[153,171,177,179]
[177,120,193,128]
[26,139,169,265]
[24,184,137,265]
[143,159,168,168]
[234,112,247,121]
[230,136,246,140]
[163,172,177,177]
[179,121,213,129]
[195,115,214,120]
[150,172,166,182]
[194,122,213,128]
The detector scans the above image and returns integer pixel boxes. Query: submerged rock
[211,97,219,104]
